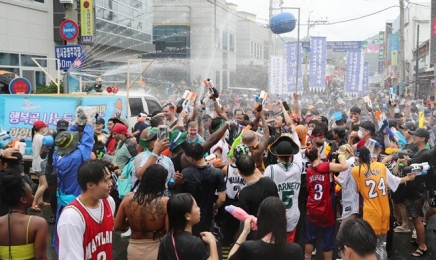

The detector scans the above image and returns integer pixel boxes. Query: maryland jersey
[351,162,390,235]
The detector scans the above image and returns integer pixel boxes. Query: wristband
[151,152,159,158]
[235,242,241,246]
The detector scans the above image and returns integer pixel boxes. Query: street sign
[9,77,31,94]
[59,19,79,41]
[54,45,86,70]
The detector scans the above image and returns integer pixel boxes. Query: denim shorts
[35,160,47,177]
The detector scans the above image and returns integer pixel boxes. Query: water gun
[205,154,222,167]
[364,95,373,112]
[176,90,197,113]
[254,91,268,112]
[203,78,219,99]
[0,128,12,149]
[225,205,258,230]
[418,110,425,128]
[394,130,407,146]
[379,120,395,138]
[228,125,252,159]
[201,93,212,105]
[402,162,430,176]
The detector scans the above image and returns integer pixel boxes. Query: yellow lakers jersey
[351,162,390,235]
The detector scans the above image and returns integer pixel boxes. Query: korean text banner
[286,42,303,93]
[388,33,400,62]
[1,95,76,139]
[80,0,94,42]
[345,50,363,95]
[309,37,327,90]
[269,56,287,95]
[379,31,385,61]
[362,62,369,94]
[301,41,361,53]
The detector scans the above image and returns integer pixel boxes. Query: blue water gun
[379,120,395,138]
[395,130,407,146]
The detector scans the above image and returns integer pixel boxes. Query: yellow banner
[391,51,398,66]
[80,0,94,38]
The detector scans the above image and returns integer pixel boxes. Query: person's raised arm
[213,99,229,121]
[200,120,230,153]
[329,154,348,172]
[190,95,198,122]
[136,139,169,179]
[228,218,252,259]
[277,101,292,126]
[114,195,130,231]
[293,93,300,117]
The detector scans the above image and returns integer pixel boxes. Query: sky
[227,0,429,41]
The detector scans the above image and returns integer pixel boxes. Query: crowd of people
[1,89,436,260]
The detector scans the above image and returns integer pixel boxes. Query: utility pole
[415,24,420,99]
[399,0,405,96]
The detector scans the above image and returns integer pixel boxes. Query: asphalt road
[32,206,436,260]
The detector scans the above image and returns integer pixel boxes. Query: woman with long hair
[351,146,414,259]
[31,120,49,212]
[333,144,358,225]
[228,197,304,260]
[0,170,48,259]
[304,146,348,260]
[157,193,219,260]
[114,164,169,260]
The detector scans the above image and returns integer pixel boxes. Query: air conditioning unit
[59,0,74,4]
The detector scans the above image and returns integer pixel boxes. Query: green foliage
[35,80,64,94]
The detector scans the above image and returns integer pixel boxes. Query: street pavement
[33,206,436,260]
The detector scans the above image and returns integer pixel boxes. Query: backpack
[117,156,136,199]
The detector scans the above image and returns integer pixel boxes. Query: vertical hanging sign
[80,0,94,43]
[362,62,369,95]
[345,50,363,95]
[309,37,327,91]
[269,56,286,95]
[286,42,303,93]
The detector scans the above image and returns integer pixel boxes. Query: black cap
[95,118,105,125]
[56,120,69,131]
[399,122,417,131]
[409,128,429,139]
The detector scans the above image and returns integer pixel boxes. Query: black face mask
[316,142,324,147]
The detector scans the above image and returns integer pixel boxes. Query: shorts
[405,196,426,218]
[34,160,47,177]
[287,229,296,243]
[391,184,406,203]
[305,220,335,252]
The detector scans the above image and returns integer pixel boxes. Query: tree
[35,80,64,94]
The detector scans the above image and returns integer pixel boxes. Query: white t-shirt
[57,196,116,260]
[32,133,45,172]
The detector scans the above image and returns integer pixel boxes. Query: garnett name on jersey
[277,182,301,193]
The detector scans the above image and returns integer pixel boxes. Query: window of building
[251,42,254,57]
[229,34,234,52]
[216,71,220,88]
[0,67,20,75]
[21,55,47,67]
[223,71,228,89]
[0,53,19,66]
[223,52,227,70]
[223,31,228,50]
[35,71,46,87]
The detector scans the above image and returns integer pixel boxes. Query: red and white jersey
[306,162,335,228]
[59,198,114,260]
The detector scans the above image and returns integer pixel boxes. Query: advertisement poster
[285,42,303,93]
[309,37,327,90]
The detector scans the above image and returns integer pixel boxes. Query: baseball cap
[241,130,258,148]
[112,124,131,136]
[56,120,69,131]
[33,121,48,130]
[408,128,429,139]
[399,122,417,131]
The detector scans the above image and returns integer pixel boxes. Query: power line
[328,5,399,25]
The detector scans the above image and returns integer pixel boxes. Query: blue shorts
[35,160,47,177]
[305,219,335,252]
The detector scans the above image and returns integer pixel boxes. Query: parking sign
[54,45,86,70]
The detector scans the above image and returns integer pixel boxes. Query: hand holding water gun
[203,78,219,99]
[176,90,197,113]
[225,205,258,230]
[403,162,430,176]
[254,91,268,112]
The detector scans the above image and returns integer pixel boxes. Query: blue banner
[285,42,303,93]
[1,95,76,139]
[388,33,400,62]
[362,62,369,94]
[345,50,362,94]
[309,37,327,89]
